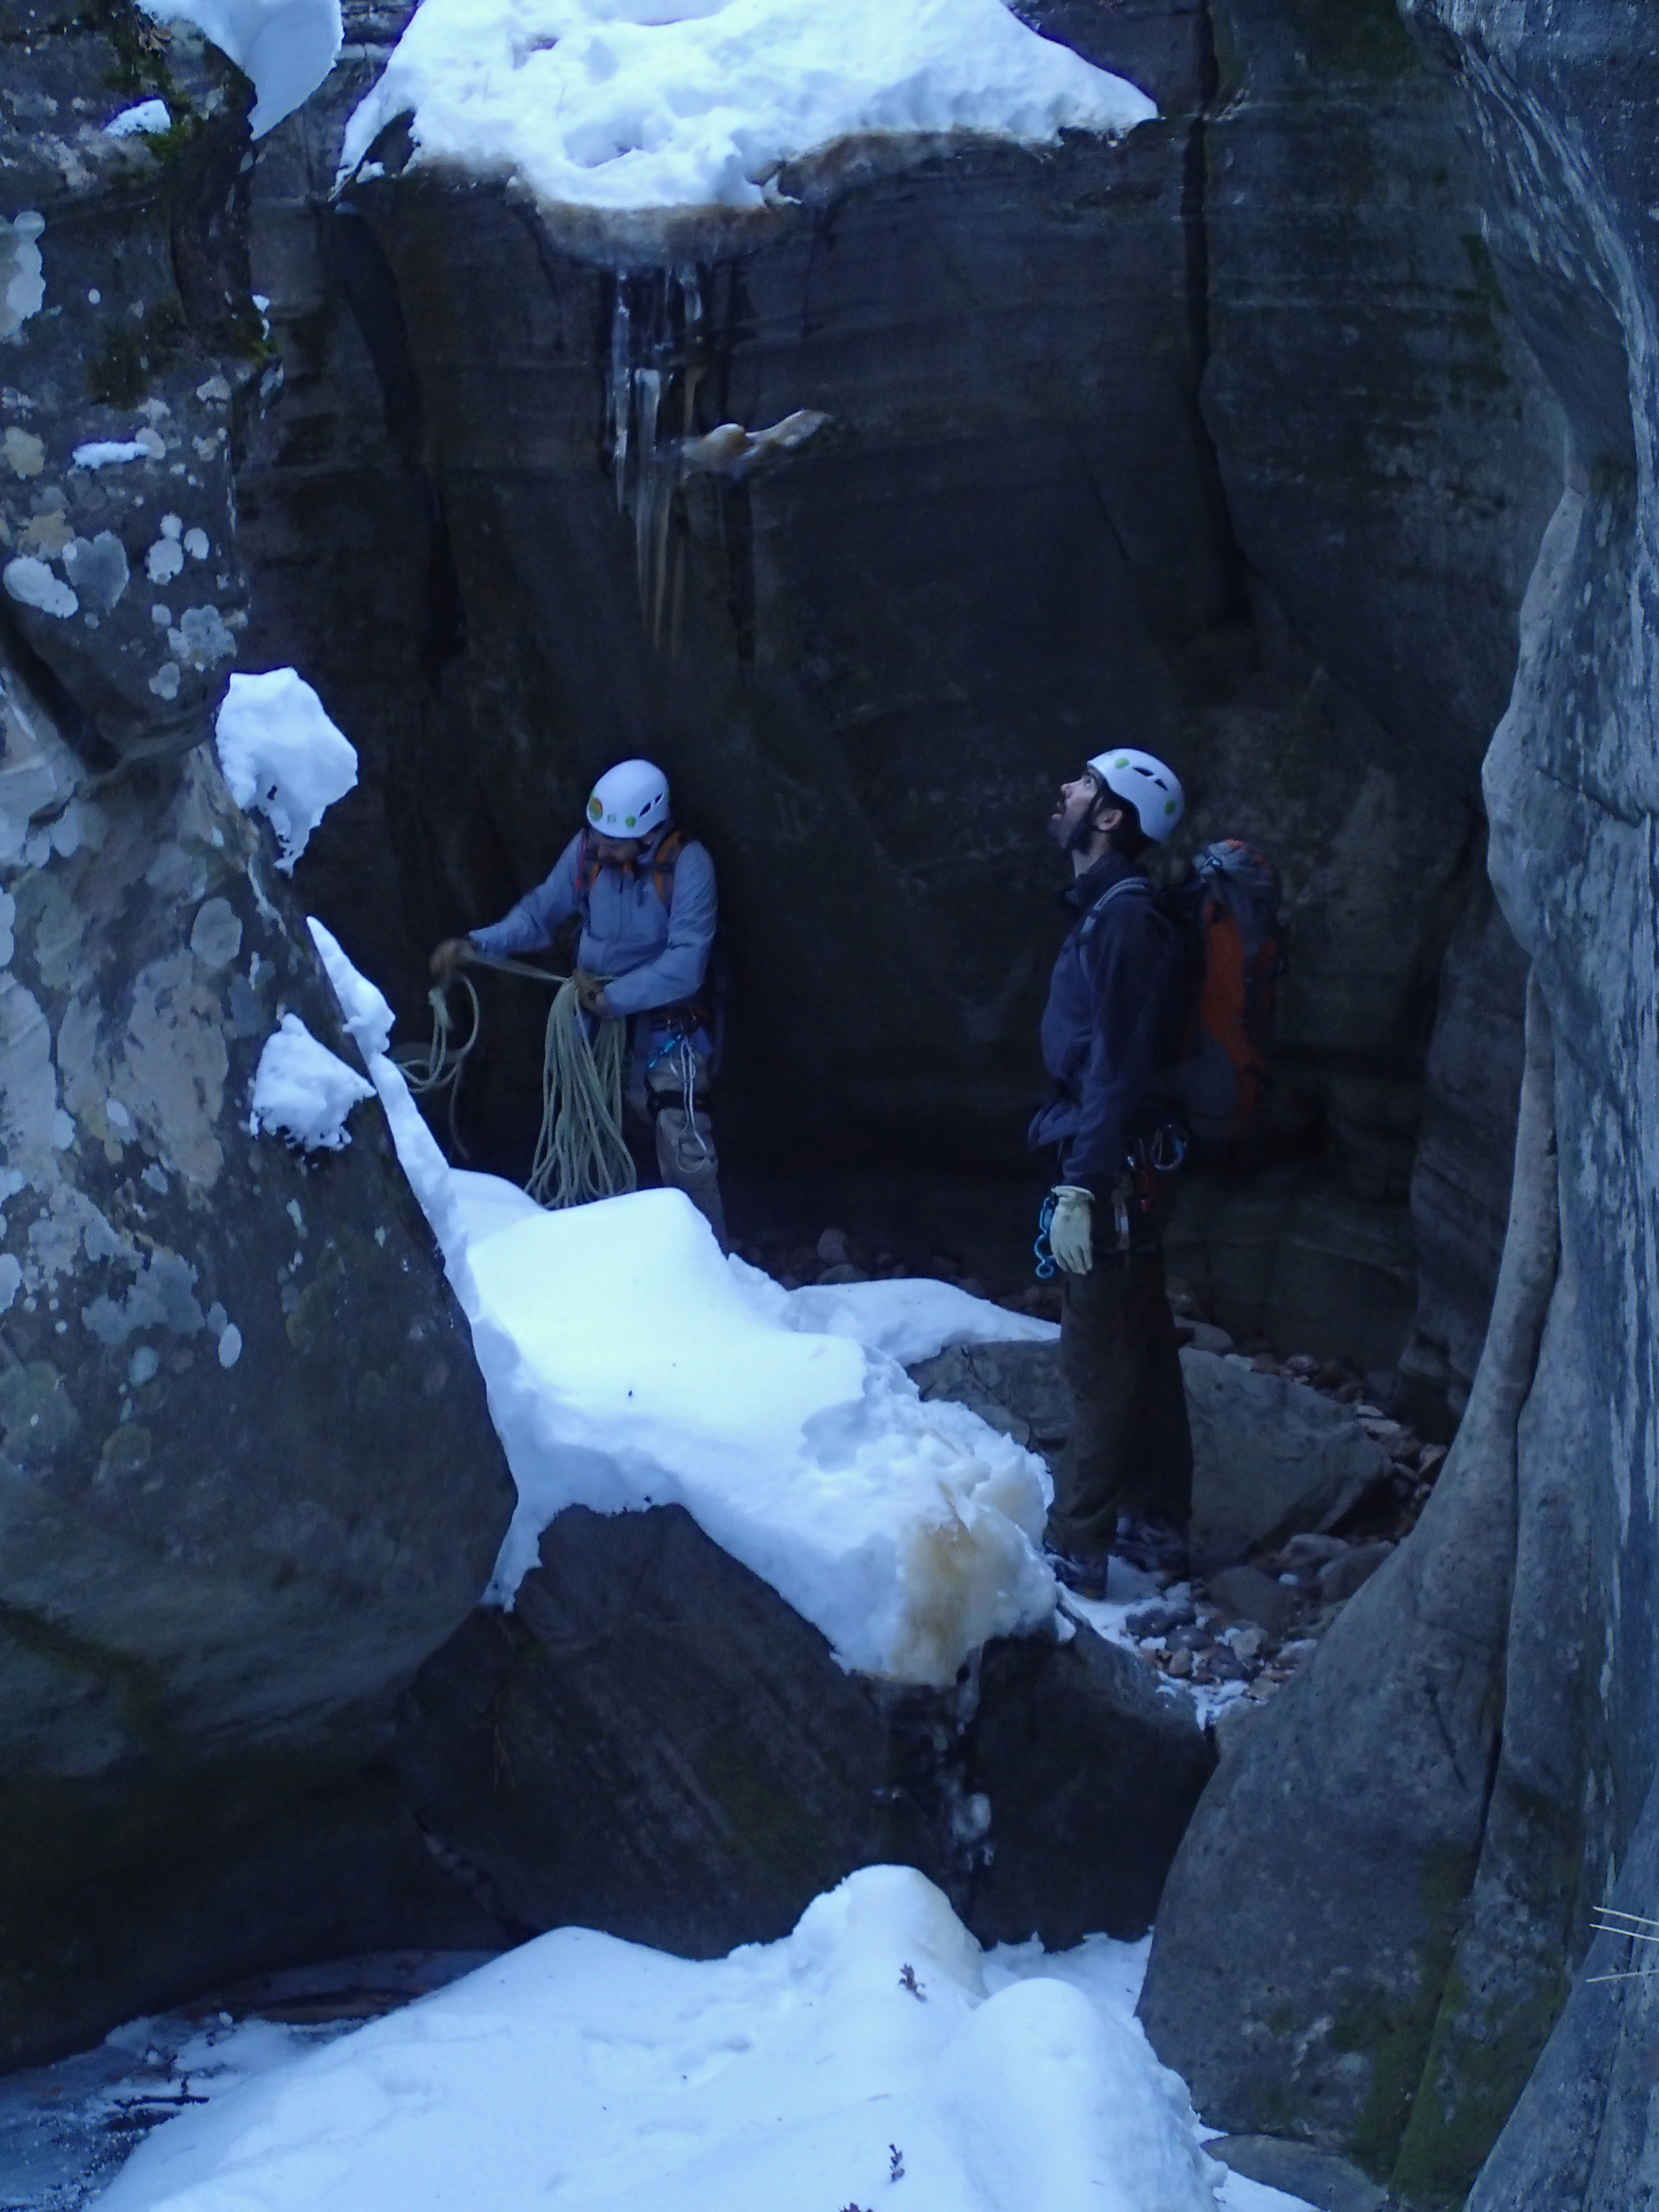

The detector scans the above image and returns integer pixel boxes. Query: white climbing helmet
[587,758,670,839]
[1086,747,1185,843]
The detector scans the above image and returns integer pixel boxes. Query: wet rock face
[0,652,515,2063]
[1139,3,1659,2203]
[398,1501,1215,1958]
[1,0,265,765]
[1181,0,1560,1393]
[234,0,1555,1380]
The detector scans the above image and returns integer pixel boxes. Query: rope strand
[526,981,636,1209]
[394,956,637,1210]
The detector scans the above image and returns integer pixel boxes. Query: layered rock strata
[398,1500,1216,1957]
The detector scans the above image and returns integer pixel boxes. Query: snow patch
[771,1271,1056,1366]
[340,0,1156,215]
[307,917,393,1059]
[215,668,358,872]
[360,1005,1054,1682]
[93,1866,1224,2212]
[105,98,172,136]
[75,429,166,467]
[137,0,343,136]
[249,1013,374,1151]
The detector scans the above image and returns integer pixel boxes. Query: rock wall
[1139,5,1659,2205]
[234,0,1559,1378]
[0,4,515,2065]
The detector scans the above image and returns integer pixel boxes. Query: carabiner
[1033,1191,1058,1281]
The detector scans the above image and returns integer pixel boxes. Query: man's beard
[1047,802,1094,853]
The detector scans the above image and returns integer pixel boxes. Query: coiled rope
[394,952,636,1211]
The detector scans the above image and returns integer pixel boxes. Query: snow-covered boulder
[398,1490,1214,1961]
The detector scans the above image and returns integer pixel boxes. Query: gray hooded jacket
[469,828,716,1020]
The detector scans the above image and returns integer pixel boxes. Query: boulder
[916,1337,1388,1565]
[911,1339,1074,1459]
[1137,967,1561,2202]
[397,1500,1215,1956]
[1205,2138,1390,2212]
[1317,1543,1395,1607]
[0,13,517,2063]
[1182,1351,1388,1566]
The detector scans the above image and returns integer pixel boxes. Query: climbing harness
[1032,1118,1191,1280]
[394,952,637,1211]
[644,1025,713,1163]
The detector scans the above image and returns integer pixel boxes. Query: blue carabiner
[1033,1191,1058,1281]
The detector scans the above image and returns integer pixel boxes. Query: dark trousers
[1046,1234,1193,1558]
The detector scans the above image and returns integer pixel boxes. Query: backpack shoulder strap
[651,827,685,908]
[1077,872,1155,945]
[574,828,599,903]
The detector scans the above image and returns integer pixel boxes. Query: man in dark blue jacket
[1030,747,1193,1598]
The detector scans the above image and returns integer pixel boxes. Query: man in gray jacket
[431,758,725,1239]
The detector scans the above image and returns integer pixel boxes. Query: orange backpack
[1161,841,1287,1150]
[574,826,685,909]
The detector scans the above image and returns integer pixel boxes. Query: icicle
[632,366,662,607]
[609,289,632,514]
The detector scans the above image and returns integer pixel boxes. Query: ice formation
[340,0,1157,214]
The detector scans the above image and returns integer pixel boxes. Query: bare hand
[430,937,472,978]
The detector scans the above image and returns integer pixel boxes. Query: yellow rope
[526,979,636,1209]
[396,958,636,1210]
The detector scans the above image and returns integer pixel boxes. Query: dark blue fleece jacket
[1028,853,1181,1195]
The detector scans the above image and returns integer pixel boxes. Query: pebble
[1222,1623,1265,1662]
[1165,1648,1193,1679]
[1125,1599,1196,1638]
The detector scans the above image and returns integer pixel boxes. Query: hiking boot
[1114,1514,1190,1580]
[1045,1548,1110,1601]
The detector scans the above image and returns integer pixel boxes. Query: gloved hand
[574,971,611,1018]
[429,937,473,978]
[1048,1185,1094,1275]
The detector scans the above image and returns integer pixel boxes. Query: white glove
[1049,1185,1094,1275]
